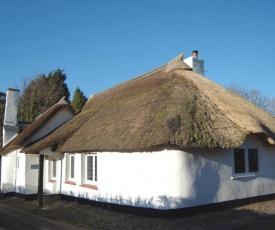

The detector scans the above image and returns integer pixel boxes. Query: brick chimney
[3,89,20,146]
[184,50,205,76]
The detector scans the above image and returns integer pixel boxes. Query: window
[86,154,97,182]
[234,148,259,174]
[48,160,57,182]
[248,149,258,172]
[80,153,98,190]
[52,160,57,178]
[234,149,245,173]
[64,154,76,185]
[70,155,75,179]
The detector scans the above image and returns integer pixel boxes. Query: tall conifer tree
[71,87,87,114]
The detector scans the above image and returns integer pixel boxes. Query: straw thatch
[22,53,275,154]
[0,97,73,155]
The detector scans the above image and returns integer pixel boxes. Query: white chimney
[3,88,20,146]
[183,50,205,76]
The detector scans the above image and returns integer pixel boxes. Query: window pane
[70,156,75,179]
[248,149,258,172]
[52,161,56,178]
[234,149,245,173]
[87,156,93,181]
[95,156,97,182]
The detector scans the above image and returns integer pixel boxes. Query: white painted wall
[1,150,16,193]
[43,150,63,194]
[98,151,182,208]
[176,135,275,208]
[1,150,39,194]
[25,154,39,194]
[60,134,275,210]
[1,105,74,196]
[61,150,217,209]
[29,108,74,143]
[61,151,182,208]
[16,152,26,194]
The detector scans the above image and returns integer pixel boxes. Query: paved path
[0,203,86,230]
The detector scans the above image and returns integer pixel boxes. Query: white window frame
[64,153,79,185]
[70,155,75,180]
[83,153,97,184]
[49,160,57,180]
[52,160,57,179]
[232,147,260,179]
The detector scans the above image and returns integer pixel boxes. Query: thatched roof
[22,53,275,154]
[0,97,74,155]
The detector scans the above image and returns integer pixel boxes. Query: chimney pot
[192,50,198,57]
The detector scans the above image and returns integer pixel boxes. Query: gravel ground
[1,196,275,229]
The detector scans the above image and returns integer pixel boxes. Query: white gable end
[29,108,74,143]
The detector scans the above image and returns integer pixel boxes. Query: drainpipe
[38,154,44,207]
[14,150,19,193]
[59,154,63,194]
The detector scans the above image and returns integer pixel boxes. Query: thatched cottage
[0,90,74,196]
[1,52,275,214]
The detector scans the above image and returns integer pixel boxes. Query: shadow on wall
[2,183,26,194]
[181,149,227,207]
[1,183,14,193]
[94,194,204,210]
[96,194,162,209]
[193,159,221,205]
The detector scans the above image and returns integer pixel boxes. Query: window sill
[80,184,98,190]
[64,181,76,185]
[48,179,56,183]
[231,174,260,180]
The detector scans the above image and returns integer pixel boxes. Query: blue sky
[1,0,275,99]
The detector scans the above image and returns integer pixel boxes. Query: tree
[71,87,88,114]
[47,69,70,103]
[18,69,70,122]
[267,98,275,116]
[227,83,275,117]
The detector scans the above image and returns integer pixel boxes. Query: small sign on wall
[31,164,39,169]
